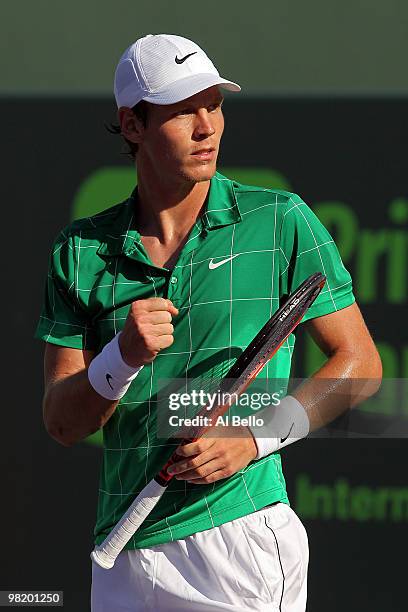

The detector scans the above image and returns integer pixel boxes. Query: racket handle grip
[91,479,167,569]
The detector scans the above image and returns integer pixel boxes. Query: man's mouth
[191,147,216,161]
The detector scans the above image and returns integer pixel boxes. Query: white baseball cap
[114,34,241,108]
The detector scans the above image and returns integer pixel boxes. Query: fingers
[129,299,177,329]
[169,452,235,484]
[168,429,259,484]
[119,298,178,366]
[165,299,179,317]
[185,470,231,485]
[146,311,173,325]
[136,297,179,316]
[168,440,228,482]
[149,323,174,336]
[168,448,227,480]
[174,459,226,482]
[168,445,215,475]
[175,438,213,457]
[156,334,174,350]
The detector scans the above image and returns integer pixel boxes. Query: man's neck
[135,172,211,245]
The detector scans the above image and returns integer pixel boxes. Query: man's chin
[181,162,217,184]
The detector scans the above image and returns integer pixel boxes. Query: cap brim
[141,73,241,105]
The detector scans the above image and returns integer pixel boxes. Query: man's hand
[119,298,178,367]
[167,426,258,484]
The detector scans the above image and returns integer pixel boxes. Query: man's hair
[106,100,150,159]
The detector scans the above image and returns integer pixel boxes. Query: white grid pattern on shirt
[38,180,355,546]
[288,196,337,311]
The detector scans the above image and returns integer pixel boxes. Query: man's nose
[193,109,216,138]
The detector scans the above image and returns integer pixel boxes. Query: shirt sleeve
[279,193,356,322]
[34,228,97,350]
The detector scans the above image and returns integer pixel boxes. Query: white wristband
[88,332,143,401]
[248,395,310,459]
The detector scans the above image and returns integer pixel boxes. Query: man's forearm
[43,370,118,446]
[292,347,382,432]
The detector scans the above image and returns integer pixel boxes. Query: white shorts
[91,502,308,611]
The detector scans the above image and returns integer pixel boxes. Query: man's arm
[43,345,117,447]
[293,301,383,431]
[42,298,178,447]
[170,302,382,484]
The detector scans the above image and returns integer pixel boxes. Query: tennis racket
[91,271,326,569]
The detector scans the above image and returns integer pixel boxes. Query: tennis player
[36,34,382,611]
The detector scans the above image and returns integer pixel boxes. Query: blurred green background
[2,3,407,611]
[2,0,408,96]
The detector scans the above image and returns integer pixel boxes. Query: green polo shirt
[35,172,355,548]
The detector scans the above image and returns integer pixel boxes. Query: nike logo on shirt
[208,255,239,270]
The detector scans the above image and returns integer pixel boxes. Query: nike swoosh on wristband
[208,255,239,270]
[280,422,295,444]
[175,52,197,64]
[106,373,114,390]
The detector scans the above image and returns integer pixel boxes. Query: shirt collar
[97,171,242,258]
[202,172,242,230]
[96,196,143,258]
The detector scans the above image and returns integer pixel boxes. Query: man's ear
[118,107,144,145]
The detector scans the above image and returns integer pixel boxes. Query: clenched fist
[118,298,178,367]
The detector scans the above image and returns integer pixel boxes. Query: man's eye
[208,102,222,112]
[177,109,191,116]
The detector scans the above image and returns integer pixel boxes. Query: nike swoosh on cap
[175,52,197,64]
[208,255,239,270]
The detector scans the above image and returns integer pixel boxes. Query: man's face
[134,85,225,184]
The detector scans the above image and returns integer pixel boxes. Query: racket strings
[184,358,237,395]
[226,283,324,386]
